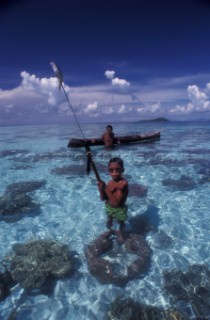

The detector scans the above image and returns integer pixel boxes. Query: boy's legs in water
[107,218,125,232]
[119,221,125,232]
[106,216,113,230]
[117,221,126,243]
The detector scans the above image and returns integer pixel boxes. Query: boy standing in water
[101,125,115,148]
[97,157,129,237]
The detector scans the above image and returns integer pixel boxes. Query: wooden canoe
[68,130,161,148]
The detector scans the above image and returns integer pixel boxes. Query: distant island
[136,117,169,123]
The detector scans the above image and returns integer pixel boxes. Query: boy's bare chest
[104,133,113,140]
[108,181,125,192]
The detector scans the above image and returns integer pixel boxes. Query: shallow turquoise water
[0,122,210,319]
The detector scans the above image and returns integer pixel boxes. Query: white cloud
[103,106,114,114]
[20,71,69,106]
[0,71,75,124]
[149,101,161,113]
[105,70,115,79]
[169,84,210,115]
[187,85,207,106]
[137,106,144,113]
[3,103,14,114]
[1,69,210,125]
[84,101,98,113]
[112,77,130,88]
[169,104,194,115]
[105,69,131,91]
[118,104,126,113]
[58,103,72,115]
[206,82,210,92]
[137,101,161,114]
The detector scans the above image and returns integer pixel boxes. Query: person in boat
[101,125,116,148]
[97,157,129,237]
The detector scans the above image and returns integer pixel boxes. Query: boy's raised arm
[97,180,108,201]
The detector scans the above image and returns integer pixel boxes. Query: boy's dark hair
[108,157,124,171]
[106,125,113,130]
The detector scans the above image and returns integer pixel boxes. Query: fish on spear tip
[50,61,63,91]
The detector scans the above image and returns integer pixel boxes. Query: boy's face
[108,162,123,181]
[106,127,112,133]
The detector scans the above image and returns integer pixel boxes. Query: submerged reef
[106,295,188,320]
[152,229,174,250]
[8,149,71,163]
[85,230,150,287]
[6,180,46,194]
[164,264,210,319]
[51,164,86,177]
[2,239,74,290]
[162,175,196,191]
[198,164,210,176]
[0,149,29,158]
[129,183,148,197]
[51,162,108,178]
[0,180,46,222]
[0,193,40,222]
[0,271,16,301]
[197,163,210,184]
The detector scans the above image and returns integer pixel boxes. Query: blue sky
[1,0,210,125]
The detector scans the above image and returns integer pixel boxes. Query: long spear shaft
[50,61,101,181]
[60,83,86,140]
[85,144,101,181]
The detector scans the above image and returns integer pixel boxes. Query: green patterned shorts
[105,203,128,221]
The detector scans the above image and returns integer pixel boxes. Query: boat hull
[68,131,161,148]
